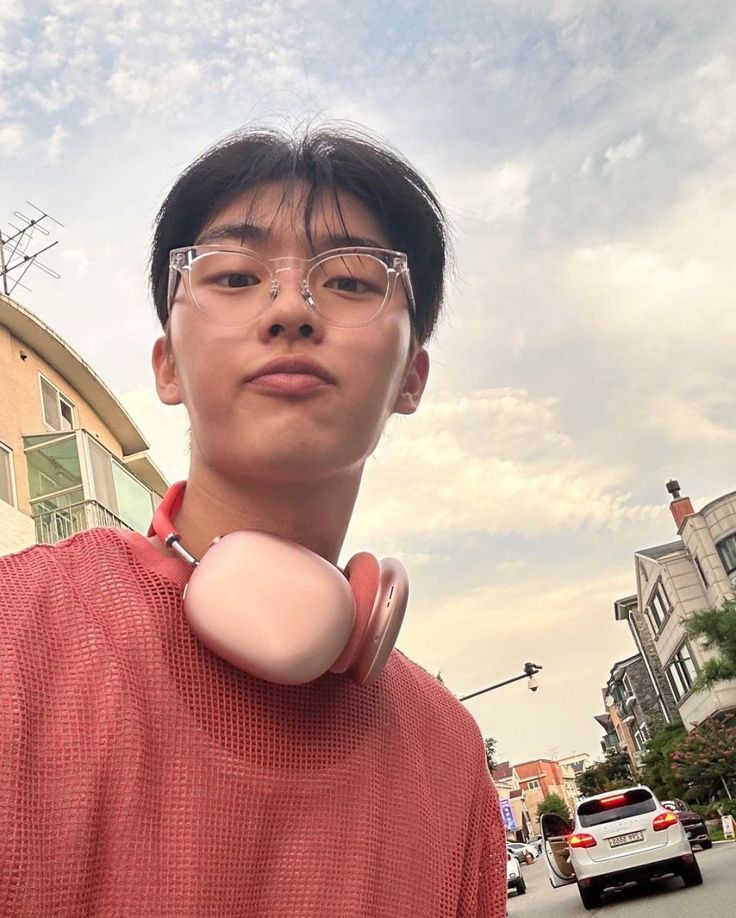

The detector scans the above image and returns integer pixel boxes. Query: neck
[153,465,364,566]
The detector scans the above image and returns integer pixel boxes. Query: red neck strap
[148,480,187,542]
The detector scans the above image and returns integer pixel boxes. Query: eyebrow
[195,222,387,252]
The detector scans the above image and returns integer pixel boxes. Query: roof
[594,713,613,729]
[492,761,512,781]
[635,539,685,561]
[1,293,148,457]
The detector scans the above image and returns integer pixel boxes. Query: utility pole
[0,203,62,297]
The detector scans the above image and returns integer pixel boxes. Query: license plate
[609,831,644,848]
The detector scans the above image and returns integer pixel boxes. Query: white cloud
[603,132,645,171]
[45,123,68,164]
[349,389,659,544]
[447,161,533,226]
[0,121,25,153]
[646,396,736,445]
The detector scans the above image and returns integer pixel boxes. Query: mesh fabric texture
[0,529,506,917]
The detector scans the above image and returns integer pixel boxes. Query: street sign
[499,797,517,831]
[722,814,735,839]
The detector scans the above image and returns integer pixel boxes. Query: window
[577,788,655,828]
[694,554,709,588]
[666,644,699,702]
[526,780,540,790]
[646,580,672,632]
[40,376,75,432]
[0,443,16,506]
[716,534,736,577]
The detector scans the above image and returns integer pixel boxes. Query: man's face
[153,181,429,486]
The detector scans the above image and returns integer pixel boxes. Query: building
[557,752,592,807]
[0,293,167,554]
[612,480,736,735]
[512,758,575,835]
[597,655,666,768]
[491,761,530,842]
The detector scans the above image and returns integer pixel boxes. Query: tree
[639,720,688,800]
[684,597,736,690]
[484,737,497,773]
[536,793,570,823]
[670,716,736,800]
[576,749,634,798]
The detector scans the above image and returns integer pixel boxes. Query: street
[507,842,735,917]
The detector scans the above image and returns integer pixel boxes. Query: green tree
[684,597,736,690]
[670,716,736,800]
[536,793,570,823]
[484,737,497,773]
[576,749,634,798]
[639,720,688,800]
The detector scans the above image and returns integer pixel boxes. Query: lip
[245,356,336,393]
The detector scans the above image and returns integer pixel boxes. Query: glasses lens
[307,253,390,327]
[188,251,271,325]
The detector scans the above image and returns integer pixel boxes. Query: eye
[324,275,372,294]
[214,272,260,289]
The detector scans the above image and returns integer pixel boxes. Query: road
[507,841,735,917]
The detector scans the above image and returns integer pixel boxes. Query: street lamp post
[459,662,543,702]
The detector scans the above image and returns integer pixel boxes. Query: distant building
[512,758,575,835]
[612,480,736,735]
[557,752,593,806]
[0,293,167,554]
[491,761,530,842]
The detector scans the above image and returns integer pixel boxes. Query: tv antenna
[0,202,63,297]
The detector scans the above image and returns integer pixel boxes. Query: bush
[716,799,736,818]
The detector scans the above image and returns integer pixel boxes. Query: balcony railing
[34,499,133,544]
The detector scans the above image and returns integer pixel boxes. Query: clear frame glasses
[167,244,416,329]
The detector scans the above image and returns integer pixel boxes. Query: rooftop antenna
[0,202,63,297]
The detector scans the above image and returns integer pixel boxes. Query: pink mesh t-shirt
[0,529,506,916]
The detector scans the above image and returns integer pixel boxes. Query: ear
[393,347,429,416]
[152,334,183,406]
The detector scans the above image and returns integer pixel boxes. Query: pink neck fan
[149,482,409,686]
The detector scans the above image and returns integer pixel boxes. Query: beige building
[0,293,167,555]
[557,752,592,807]
[613,481,736,734]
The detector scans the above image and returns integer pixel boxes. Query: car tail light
[653,811,679,831]
[599,793,626,807]
[568,833,597,848]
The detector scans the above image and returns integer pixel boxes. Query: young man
[0,127,506,916]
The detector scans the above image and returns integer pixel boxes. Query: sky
[2,0,736,765]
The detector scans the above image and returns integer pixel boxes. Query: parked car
[661,799,712,849]
[540,785,702,910]
[506,852,526,895]
[507,841,537,864]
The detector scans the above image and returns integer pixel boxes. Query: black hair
[149,124,448,344]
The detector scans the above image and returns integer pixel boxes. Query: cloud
[604,132,645,171]
[0,121,25,153]
[350,388,659,544]
[444,161,533,226]
[646,396,736,445]
[396,563,639,763]
[45,123,68,164]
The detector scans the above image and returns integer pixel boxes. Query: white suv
[540,785,702,910]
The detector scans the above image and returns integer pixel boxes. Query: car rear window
[577,789,656,828]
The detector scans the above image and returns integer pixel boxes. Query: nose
[256,267,324,341]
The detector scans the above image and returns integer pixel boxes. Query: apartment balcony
[24,429,157,544]
[34,498,132,544]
